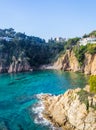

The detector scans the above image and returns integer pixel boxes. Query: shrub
[87,44,96,55]
[77,89,89,110]
[73,45,87,66]
[73,44,96,66]
[89,75,96,93]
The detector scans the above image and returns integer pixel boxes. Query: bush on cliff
[77,89,89,110]
[89,75,96,93]
[86,44,96,55]
[64,37,80,50]
[73,44,96,66]
[73,45,87,66]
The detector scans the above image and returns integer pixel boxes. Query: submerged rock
[0,121,8,130]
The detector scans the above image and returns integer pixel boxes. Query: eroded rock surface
[8,56,31,73]
[40,86,96,130]
[54,50,96,75]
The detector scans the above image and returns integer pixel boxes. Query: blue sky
[0,0,96,40]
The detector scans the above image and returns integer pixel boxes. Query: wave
[32,100,50,125]
[32,93,61,130]
[36,93,52,99]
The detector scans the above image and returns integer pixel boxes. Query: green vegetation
[0,28,96,69]
[77,89,90,110]
[77,75,96,110]
[89,30,96,37]
[83,34,89,38]
[64,37,80,50]
[86,44,96,54]
[83,30,96,37]
[77,89,96,110]
[74,30,96,65]
[89,75,96,93]
[0,28,64,67]
[73,44,96,66]
[73,45,87,66]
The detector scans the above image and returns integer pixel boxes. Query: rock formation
[84,53,96,75]
[8,56,31,73]
[0,52,10,73]
[0,52,32,73]
[40,86,96,130]
[0,49,96,74]
[54,50,96,75]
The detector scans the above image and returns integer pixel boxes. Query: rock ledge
[40,86,96,130]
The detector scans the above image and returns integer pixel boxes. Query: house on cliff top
[79,37,96,46]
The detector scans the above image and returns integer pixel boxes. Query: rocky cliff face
[40,86,96,130]
[8,56,31,73]
[84,53,96,75]
[0,53,32,73]
[0,52,10,73]
[54,50,96,75]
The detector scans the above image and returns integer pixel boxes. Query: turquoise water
[0,70,88,130]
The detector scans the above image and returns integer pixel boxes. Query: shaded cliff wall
[54,50,96,75]
[8,56,31,73]
[0,53,31,73]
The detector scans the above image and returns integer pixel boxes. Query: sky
[0,0,96,40]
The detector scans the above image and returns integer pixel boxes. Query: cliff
[53,50,96,75]
[0,52,32,73]
[40,86,96,130]
[8,56,32,73]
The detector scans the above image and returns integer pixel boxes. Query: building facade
[79,37,96,46]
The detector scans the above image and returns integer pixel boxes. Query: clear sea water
[0,70,88,130]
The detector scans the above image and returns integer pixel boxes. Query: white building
[0,36,13,41]
[54,37,66,42]
[79,37,96,46]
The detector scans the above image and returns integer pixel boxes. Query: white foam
[32,100,51,126]
[32,93,60,130]
[36,93,52,99]
[32,101,44,113]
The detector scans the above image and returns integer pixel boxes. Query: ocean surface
[0,70,88,130]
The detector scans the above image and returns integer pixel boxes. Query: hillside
[53,31,96,75]
[53,49,96,75]
[0,28,64,73]
[0,28,96,74]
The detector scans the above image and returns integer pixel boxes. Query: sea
[0,70,88,130]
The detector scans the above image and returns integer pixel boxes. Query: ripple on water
[0,70,89,130]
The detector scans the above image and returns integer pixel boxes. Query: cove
[0,70,88,130]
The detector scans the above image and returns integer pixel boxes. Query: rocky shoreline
[39,86,96,130]
[53,50,96,75]
[39,64,57,70]
[0,49,96,75]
